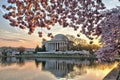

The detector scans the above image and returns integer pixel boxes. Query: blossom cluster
[2,0,105,39]
[96,7,120,62]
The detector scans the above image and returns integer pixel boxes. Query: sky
[0,0,120,48]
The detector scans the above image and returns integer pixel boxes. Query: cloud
[103,0,120,9]
[17,38,31,42]
[0,7,5,14]
[109,0,118,3]
[0,29,11,34]
[0,29,20,35]
[0,29,22,41]
[0,38,19,42]
[0,37,30,42]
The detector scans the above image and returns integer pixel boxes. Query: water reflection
[35,58,90,78]
[0,57,118,80]
[0,57,25,66]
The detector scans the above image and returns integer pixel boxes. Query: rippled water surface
[0,57,118,80]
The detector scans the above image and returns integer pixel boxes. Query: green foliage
[35,45,40,53]
[2,52,7,56]
[69,43,100,53]
[42,45,46,51]
[1,48,8,56]
[34,45,46,53]
[17,47,25,55]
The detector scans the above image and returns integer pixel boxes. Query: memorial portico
[45,34,69,52]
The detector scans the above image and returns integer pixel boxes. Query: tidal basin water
[0,57,118,80]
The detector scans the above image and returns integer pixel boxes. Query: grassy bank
[0,53,96,59]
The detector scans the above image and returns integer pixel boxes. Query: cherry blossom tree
[96,7,120,62]
[2,0,105,39]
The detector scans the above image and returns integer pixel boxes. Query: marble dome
[52,34,68,41]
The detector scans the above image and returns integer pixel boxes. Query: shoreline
[103,64,120,80]
[0,54,96,59]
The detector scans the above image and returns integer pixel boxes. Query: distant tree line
[67,35,101,53]
[34,45,46,53]
[0,46,26,56]
[17,47,25,55]
[69,41,100,54]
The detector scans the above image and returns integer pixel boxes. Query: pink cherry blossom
[96,7,120,62]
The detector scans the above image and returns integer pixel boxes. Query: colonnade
[46,41,68,51]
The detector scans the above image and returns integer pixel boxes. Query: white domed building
[45,34,69,52]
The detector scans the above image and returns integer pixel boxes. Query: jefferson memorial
[45,34,69,52]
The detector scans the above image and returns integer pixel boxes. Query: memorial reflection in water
[35,58,90,78]
[0,57,118,80]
